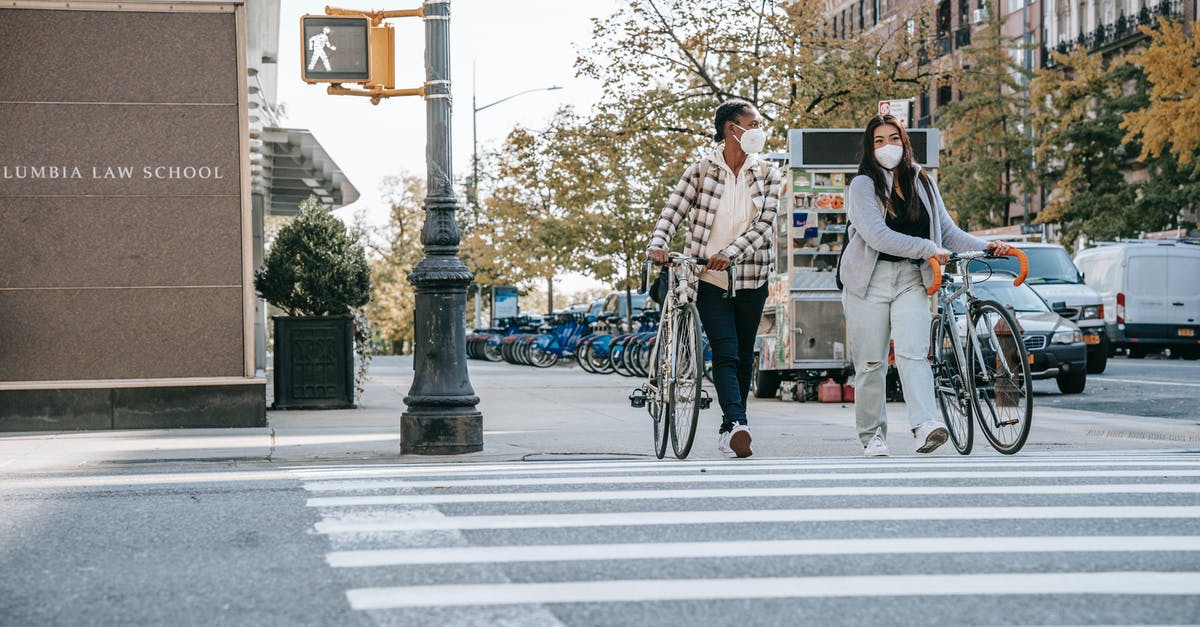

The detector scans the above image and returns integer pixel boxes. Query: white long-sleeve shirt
[699,151,758,289]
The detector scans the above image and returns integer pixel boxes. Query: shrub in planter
[255,196,371,409]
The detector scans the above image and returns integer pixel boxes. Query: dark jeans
[695,281,769,432]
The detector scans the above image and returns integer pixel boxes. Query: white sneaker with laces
[718,430,735,457]
[717,424,753,458]
[864,428,889,457]
[914,420,949,454]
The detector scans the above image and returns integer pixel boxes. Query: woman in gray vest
[839,114,1012,457]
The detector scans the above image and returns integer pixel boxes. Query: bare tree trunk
[547,275,555,315]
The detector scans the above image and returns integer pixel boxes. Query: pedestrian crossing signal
[300,16,370,83]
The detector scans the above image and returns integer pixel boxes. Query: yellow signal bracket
[326,83,425,105]
[325,5,423,26]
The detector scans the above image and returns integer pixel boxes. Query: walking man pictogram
[308,26,336,72]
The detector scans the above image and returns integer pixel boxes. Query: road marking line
[288,452,1200,476]
[345,572,1200,609]
[313,505,1200,533]
[327,535,1200,567]
[307,483,1200,507]
[301,469,1200,491]
[1098,377,1200,389]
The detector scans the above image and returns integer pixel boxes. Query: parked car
[1074,241,1200,359]
[960,274,1088,394]
[970,242,1107,373]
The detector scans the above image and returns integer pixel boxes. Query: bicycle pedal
[628,388,647,408]
[698,389,713,410]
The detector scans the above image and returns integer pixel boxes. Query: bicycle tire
[612,335,638,378]
[585,338,615,374]
[576,337,598,373]
[967,299,1033,454]
[930,313,973,455]
[529,339,558,368]
[482,337,503,362]
[649,324,670,460]
[668,303,702,459]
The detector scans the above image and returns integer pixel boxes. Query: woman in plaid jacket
[647,99,784,458]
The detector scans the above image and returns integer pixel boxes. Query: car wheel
[1086,340,1108,374]
[1056,368,1087,394]
[751,358,781,399]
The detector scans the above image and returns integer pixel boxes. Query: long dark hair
[857,114,929,221]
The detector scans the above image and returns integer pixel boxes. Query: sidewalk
[1,356,1196,472]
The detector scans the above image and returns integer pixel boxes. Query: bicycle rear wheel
[668,303,702,459]
[930,313,973,455]
[967,300,1033,454]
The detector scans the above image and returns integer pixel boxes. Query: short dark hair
[713,99,754,142]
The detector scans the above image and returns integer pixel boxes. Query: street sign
[300,16,370,83]
[492,286,519,321]
[878,99,913,128]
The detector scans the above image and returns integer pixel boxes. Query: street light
[469,73,562,328]
[471,80,563,207]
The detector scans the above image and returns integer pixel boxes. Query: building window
[938,84,954,105]
[860,0,866,29]
[873,0,879,25]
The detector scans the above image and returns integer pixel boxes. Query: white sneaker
[717,424,753,458]
[864,428,889,457]
[914,420,949,454]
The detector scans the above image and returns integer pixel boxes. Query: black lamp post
[401,0,481,454]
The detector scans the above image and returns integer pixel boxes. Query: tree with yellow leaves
[1122,18,1200,173]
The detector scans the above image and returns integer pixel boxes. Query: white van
[1074,241,1200,359]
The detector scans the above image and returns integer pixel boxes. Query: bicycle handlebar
[925,247,1029,296]
[642,253,736,299]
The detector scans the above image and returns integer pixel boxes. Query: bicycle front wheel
[649,326,670,459]
[968,300,1033,454]
[668,303,702,459]
[931,313,973,455]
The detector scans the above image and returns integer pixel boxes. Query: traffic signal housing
[300,16,370,83]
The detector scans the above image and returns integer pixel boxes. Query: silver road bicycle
[927,248,1034,455]
[630,254,729,459]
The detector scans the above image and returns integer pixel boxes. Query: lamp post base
[400,409,483,454]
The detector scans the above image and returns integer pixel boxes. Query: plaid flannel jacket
[647,151,783,298]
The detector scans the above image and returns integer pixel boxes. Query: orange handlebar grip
[1010,248,1029,286]
[926,257,942,296]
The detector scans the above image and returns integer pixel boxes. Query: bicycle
[629,254,726,459]
[927,248,1034,455]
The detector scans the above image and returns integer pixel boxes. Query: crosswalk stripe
[311,505,1200,533]
[307,483,1200,507]
[300,469,1200,491]
[326,535,1200,567]
[288,454,1200,480]
[344,572,1200,609]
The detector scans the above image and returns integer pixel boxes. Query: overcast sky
[277,0,620,228]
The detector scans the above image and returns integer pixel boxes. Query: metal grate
[1023,334,1047,351]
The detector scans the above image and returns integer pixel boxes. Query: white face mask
[731,123,766,154]
[874,143,904,170]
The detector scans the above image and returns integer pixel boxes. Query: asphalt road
[3,452,1199,626]
[1033,356,1200,421]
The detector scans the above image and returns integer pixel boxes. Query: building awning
[255,127,359,215]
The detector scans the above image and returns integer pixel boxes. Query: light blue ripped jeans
[842,259,939,446]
